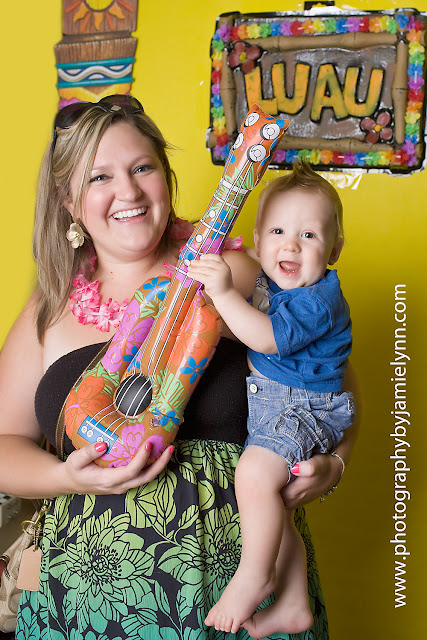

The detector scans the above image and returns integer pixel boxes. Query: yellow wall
[1,1,425,638]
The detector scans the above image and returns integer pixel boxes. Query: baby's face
[254,188,343,290]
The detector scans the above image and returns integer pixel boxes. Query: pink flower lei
[69,218,243,332]
[69,253,129,333]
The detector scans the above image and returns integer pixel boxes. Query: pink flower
[280,21,292,36]
[163,262,176,278]
[169,218,195,241]
[228,41,262,74]
[69,301,91,324]
[361,110,393,143]
[102,298,154,373]
[224,235,243,251]
[104,424,146,467]
[93,299,114,332]
[145,434,165,459]
[346,17,360,32]
[273,149,286,164]
[408,77,424,90]
[70,276,100,307]
[109,299,130,329]
[217,24,230,40]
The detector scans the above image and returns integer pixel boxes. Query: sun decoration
[66,0,135,32]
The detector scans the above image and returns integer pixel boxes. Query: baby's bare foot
[205,568,276,634]
[242,599,313,639]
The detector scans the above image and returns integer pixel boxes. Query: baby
[187,160,354,638]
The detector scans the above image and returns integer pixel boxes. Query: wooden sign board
[207,8,427,174]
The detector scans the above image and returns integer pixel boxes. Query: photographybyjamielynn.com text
[390,284,411,608]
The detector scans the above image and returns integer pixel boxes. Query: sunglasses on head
[52,95,144,150]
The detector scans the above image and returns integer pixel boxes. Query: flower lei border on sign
[207,8,427,174]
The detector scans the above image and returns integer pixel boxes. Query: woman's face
[67,121,171,263]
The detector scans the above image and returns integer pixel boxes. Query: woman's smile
[111,206,148,220]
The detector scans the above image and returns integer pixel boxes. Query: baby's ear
[328,238,344,265]
[253,228,260,257]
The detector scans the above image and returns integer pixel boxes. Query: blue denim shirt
[248,269,352,392]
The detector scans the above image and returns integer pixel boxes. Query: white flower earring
[66,222,85,249]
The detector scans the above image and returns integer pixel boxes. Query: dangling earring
[66,222,85,249]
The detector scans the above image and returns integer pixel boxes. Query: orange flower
[407,28,422,43]
[320,150,333,164]
[407,101,423,112]
[64,387,85,438]
[237,24,249,39]
[369,17,381,33]
[303,19,314,34]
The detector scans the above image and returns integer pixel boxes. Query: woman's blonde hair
[256,159,344,240]
[33,104,178,342]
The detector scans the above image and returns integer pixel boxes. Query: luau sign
[207,6,427,174]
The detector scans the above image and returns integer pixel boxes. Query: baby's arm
[187,254,277,353]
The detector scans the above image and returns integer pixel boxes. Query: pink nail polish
[145,441,152,452]
[95,442,107,453]
[169,446,175,454]
[291,463,300,474]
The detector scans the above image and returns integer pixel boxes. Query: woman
[0,96,356,639]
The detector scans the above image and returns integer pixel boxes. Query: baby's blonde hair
[256,160,344,240]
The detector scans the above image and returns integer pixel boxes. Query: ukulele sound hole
[115,374,153,417]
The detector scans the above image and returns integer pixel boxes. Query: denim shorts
[246,374,355,468]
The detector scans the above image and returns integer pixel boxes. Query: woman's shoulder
[1,293,41,356]
[222,248,259,298]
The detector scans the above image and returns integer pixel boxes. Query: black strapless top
[35,338,249,456]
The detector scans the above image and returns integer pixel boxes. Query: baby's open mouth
[279,261,300,274]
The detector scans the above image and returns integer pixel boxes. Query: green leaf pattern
[16,439,328,640]
[154,371,188,429]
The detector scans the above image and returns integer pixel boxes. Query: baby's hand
[187,254,234,300]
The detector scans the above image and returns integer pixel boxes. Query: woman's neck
[94,248,177,300]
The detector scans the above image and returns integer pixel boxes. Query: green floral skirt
[16,440,328,640]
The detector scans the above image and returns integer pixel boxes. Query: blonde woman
[0,96,355,639]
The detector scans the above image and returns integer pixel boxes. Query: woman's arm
[281,362,360,509]
[221,248,260,299]
[0,300,173,499]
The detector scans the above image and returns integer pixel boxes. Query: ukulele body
[64,104,289,467]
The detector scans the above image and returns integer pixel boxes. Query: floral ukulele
[63,104,289,467]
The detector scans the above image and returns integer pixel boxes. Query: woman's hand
[281,453,344,510]
[61,441,175,496]
[282,362,360,510]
